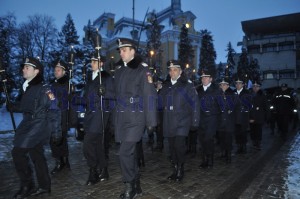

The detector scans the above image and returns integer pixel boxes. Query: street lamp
[150,50,155,70]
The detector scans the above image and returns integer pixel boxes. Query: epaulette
[141,62,148,67]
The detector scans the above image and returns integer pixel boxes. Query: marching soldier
[159,60,199,182]
[49,59,70,175]
[197,68,221,168]
[273,83,295,140]
[217,77,237,163]
[234,77,252,154]
[8,57,61,198]
[82,53,114,185]
[114,38,157,199]
[249,80,267,150]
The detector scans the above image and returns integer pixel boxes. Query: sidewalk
[0,126,298,199]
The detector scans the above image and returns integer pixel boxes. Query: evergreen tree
[199,29,216,76]
[178,24,194,69]
[145,11,162,75]
[237,47,249,82]
[216,62,224,80]
[248,57,260,81]
[60,13,79,46]
[225,42,235,78]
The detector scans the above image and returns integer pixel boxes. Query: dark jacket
[234,88,252,130]
[12,74,61,148]
[50,75,69,132]
[196,83,221,136]
[274,89,295,115]
[83,70,115,134]
[217,87,237,132]
[159,74,200,137]
[114,56,157,142]
[250,89,267,124]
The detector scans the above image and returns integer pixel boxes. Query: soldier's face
[54,67,65,79]
[252,85,260,93]
[119,47,135,63]
[220,83,229,92]
[169,67,182,81]
[201,76,212,86]
[91,60,102,72]
[235,82,244,90]
[22,65,38,81]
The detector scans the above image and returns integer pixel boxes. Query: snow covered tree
[225,42,235,78]
[199,29,216,76]
[178,24,194,69]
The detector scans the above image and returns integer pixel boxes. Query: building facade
[83,0,201,78]
[241,13,300,89]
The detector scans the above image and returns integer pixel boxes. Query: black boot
[64,156,70,169]
[190,145,196,158]
[13,182,35,199]
[167,164,178,180]
[135,176,142,195]
[225,150,231,164]
[99,167,109,181]
[51,158,65,175]
[30,187,51,197]
[155,142,163,152]
[175,164,184,182]
[199,154,208,169]
[236,144,242,154]
[119,181,136,199]
[86,168,99,185]
[207,154,214,168]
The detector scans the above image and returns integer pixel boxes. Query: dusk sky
[1,0,299,63]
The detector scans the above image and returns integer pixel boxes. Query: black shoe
[13,183,35,199]
[167,165,177,181]
[119,182,137,199]
[175,164,184,182]
[86,168,99,185]
[30,188,51,197]
[99,167,109,181]
[135,177,142,195]
[51,158,65,175]
[64,157,71,169]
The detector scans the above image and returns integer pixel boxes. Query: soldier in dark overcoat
[159,60,199,182]
[217,78,237,163]
[234,77,252,154]
[8,57,61,198]
[197,68,221,168]
[82,54,114,185]
[49,60,70,174]
[249,80,267,150]
[114,38,157,199]
[273,83,295,140]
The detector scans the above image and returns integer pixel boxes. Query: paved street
[0,125,299,199]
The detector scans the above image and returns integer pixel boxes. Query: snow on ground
[0,105,22,132]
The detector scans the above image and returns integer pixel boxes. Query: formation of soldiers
[7,37,299,199]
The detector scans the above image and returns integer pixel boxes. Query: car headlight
[78,112,85,118]
[270,106,274,110]
[294,109,298,113]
